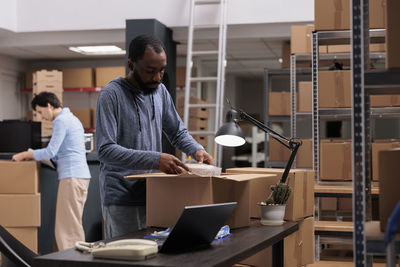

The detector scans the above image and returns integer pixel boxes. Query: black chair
[0,225,37,267]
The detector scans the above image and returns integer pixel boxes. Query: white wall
[0,54,26,120]
[13,0,313,32]
[0,1,17,31]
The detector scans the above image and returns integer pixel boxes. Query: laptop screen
[159,202,237,253]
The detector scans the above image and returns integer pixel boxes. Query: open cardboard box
[126,172,279,229]
[226,168,314,221]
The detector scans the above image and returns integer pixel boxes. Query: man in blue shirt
[12,92,91,250]
[96,34,213,238]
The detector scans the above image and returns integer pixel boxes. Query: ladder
[183,0,228,166]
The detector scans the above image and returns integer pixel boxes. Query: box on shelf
[6,227,38,253]
[95,66,125,87]
[0,194,40,227]
[188,118,208,131]
[268,138,291,162]
[62,68,94,88]
[176,106,209,119]
[91,109,97,129]
[370,43,386,52]
[284,216,315,266]
[338,197,352,212]
[379,148,400,232]
[268,92,291,116]
[281,42,291,68]
[71,109,92,129]
[239,217,314,267]
[291,24,314,55]
[25,70,35,89]
[0,161,39,194]
[386,0,400,69]
[192,135,208,148]
[372,139,400,181]
[320,139,352,181]
[296,138,313,168]
[176,67,196,87]
[33,70,63,94]
[318,70,351,108]
[298,81,312,113]
[371,95,400,107]
[315,0,386,30]
[327,45,351,54]
[320,197,337,211]
[126,172,279,229]
[226,168,315,221]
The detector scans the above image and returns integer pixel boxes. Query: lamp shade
[215,121,246,147]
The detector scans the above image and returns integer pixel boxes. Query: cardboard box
[371,95,400,107]
[62,68,94,88]
[268,138,291,162]
[0,194,40,227]
[6,227,38,253]
[240,246,272,267]
[371,140,400,181]
[379,148,400,232]
[298,81,312,113]
[25,70,35,89]
[315,0,386,30]
[386,0,400,69]
[338,197,352,212]
[91,109,97,129]
[192,135,208,148]
[226,168,314,221]
[268,92,291,116]
[320,197,337,211]
[296,139,313,168]
[282,42,291,68]
[176,106,210,119]
[284,217,315,266]
[71,109,92,129]
[370,43,386,52]
[320,139,352,181]
[95,66,125,87]
[328,45,351,54]
[176,67,196,87]
[318,70,351,108]
[291,24,314,54]
[240,217,314,267]
[33,70,63,93]
[188,118,208,131]
[126,172,279,229]
[0,161,39,194]
[33,70,62,85]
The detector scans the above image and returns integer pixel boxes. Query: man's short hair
[31,91,62,110]
[128,34,165,61]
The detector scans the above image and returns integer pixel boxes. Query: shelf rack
[309,27,389,263]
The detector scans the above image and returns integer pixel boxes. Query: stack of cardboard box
[226,168,315,267]
[0,161,41,260]
[176,97,210,151]
[32,70,63,136]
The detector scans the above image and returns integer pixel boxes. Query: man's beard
[134,71,159,95]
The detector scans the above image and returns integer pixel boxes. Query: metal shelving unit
[265,68,310,168]
[309,26,391,263]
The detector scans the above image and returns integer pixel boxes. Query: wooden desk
[33,220,298,267]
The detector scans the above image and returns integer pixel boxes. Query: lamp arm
[234,108,302,184]
[235,109,290,149]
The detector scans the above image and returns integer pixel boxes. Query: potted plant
[258,182,292,225]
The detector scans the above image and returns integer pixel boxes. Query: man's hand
[159,153,190,174]
[195,150,214,165]
[12,151,33,162]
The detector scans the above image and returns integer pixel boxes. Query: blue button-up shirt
[33,107,91,180]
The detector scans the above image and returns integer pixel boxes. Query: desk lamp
[215,107,302,184]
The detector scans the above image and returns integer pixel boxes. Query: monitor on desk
[158,202,237,254]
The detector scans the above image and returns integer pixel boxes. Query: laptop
[156,202,237,254]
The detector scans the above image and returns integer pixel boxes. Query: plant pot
[258,204,286,226]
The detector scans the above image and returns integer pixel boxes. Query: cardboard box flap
[126,172,277,182]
